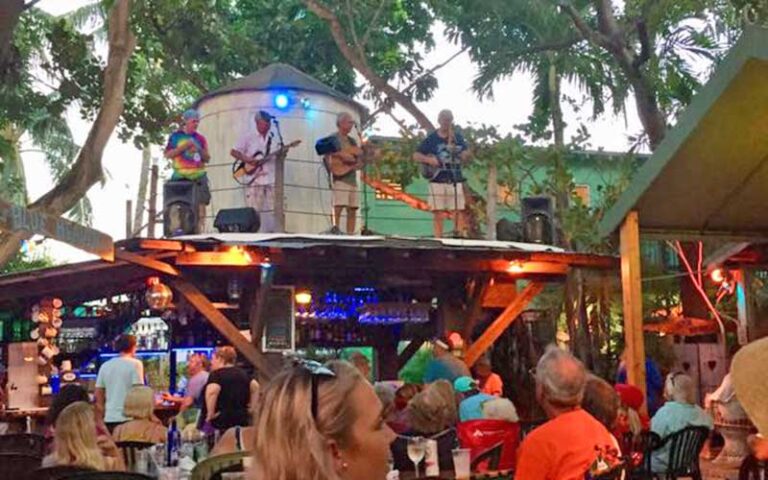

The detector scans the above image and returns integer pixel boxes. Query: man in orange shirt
[515,346,619,480]
[475,356,503,396]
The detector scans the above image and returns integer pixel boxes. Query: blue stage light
[274,93,290,110]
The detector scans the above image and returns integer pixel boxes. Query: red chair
[457,419,520,472]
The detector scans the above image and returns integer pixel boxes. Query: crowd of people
[29,331,768,480]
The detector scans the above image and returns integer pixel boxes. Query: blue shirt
[96,356,143,423]
[617,357,664,414]
[417,131,468,183]
[423,356,470,384]
[650,401,713,472]
[459,393,496,421]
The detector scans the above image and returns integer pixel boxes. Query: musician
[164,109,211,233]
[326,112,362,235]
[412,109,471,238]
[230,111,277,232]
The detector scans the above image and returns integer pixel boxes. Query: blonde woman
[43,401,123,471]
[113,385,167,444]
[252,360,396,480]
[392,380,459,472]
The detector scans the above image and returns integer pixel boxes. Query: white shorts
[333,181,359,208]
[429,182,465,211]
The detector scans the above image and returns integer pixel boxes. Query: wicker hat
[732,337,768,435]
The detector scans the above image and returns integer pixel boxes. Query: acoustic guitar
[324,132,375,178]
[232,139,301,185]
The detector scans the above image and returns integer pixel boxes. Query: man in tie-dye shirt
[164,109,211,232]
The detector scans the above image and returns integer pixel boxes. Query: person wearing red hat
[614,383,650,441]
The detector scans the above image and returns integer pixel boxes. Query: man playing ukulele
[325,112,362,235]
[230,111,277,232]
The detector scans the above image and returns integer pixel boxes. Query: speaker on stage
[315,135,339,156]
[521,196,555,244]
[496,218,524,242]
[214,208,261,233]
[163,181,201,237]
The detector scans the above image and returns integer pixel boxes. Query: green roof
[599,26,768,239]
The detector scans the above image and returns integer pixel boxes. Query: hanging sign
[0,199,114,261]
[261,286,295,352]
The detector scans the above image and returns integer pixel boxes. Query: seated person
[112,386,167,444]
[474,356,503,396]
[704,372,747,421]
[387,383,421,433]
[581,374,620,431]
[392,380,458,472]
[481,397,519,422]
[614,383,650,439]
[650,373,713,473]
[455,376,496,422]
[514,347,619,480]
[43,401,124,471]
[211,425,255,456]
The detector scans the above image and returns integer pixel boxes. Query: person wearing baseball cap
[422,336,470,384]
[164,108,211,233]
[455,375,496,421]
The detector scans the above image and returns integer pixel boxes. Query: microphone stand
[355,124,373,236]
[272,117,285,232]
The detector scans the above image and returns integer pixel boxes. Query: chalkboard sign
[261,286,295,352]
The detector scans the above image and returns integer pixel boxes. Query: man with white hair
[325,111,362,234]
[413,109,471,237]
[515,346,617,480]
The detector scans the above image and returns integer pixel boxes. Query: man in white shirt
[230,111,277,232]
[95,334,144,432]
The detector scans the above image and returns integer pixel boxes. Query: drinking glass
[407,436,426,478]
[452,448,471,480]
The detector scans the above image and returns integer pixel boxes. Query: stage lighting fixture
[274,93,290,110]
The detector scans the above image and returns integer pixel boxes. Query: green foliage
[0,249,56,275]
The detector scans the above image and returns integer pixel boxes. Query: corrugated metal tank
[196,87,363,233]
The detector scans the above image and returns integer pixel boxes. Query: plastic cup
[451,448,471,480]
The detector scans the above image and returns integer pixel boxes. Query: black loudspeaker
[315,135,340,155]
[496,218,524,242]
[214,208,261,233]
[521,196,554,244]
[164,181,201,237]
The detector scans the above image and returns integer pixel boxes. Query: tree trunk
[0,0,136,268]
[627,72,667,149]
[0,124,27,205]
[132,145,151,236]
[548,61,565,148]
[0,0,24,82]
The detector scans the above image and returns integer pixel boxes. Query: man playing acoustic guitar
[413,109,471,238]
[325,112,362,235]
[230,111,278,232]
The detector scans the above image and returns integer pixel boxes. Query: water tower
[194,63,366,233]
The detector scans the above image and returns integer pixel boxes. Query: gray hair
[535,345,587,407]
[665,373,696,404]
[336,111,354,126]
[438,109,453,121]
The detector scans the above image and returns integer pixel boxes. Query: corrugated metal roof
[195,63,366,115]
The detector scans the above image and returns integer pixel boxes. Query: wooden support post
[148,164,158,238]
[115,250,180,277]
[170,278,269,374]
[464,281,545,367]
[463,275,491,344]
[486,164,497,240]
[274,153,286,233]
[397,337,427,371]
[249,267,275,349]
[620,211,647,400]
[125,200,132,239]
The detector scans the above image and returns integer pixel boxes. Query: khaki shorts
[333,181,359,208]
[429,182,465,211]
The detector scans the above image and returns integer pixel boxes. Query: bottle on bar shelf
[166,419,181,467]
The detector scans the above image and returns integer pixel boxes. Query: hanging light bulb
[145,280,173,310]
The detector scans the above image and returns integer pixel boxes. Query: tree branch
[403,46,468,94]
[558,2,612,50]
[0,0,136,267]
[360,0,387,49]
[303,0,435,131]
[633,19,651,69]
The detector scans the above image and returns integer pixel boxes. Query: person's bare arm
[205,383,221,422]
[460,148,472,162]
[201,145,211,163]
[413,152,439,166]
[164,142,193,159]
[211,428,236,456]
[230,149,250,163]
[94,387,106,421]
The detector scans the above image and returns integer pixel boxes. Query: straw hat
[731,337,768,435]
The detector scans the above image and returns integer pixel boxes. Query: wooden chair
[33,465,96,480]
[191,450,250,480]
[0,433,46,457]
[61,472,154,480]
[114,441,154,472]
[0,453,43,480]
[739,455,768,480]
[471,442,503,471]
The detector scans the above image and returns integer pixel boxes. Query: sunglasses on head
[294,359,336,421]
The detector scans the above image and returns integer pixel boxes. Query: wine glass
[407,436,426,478]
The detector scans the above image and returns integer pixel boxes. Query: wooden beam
[115,249,180,276]
[620,211,647,402]
[464,281,545,367]
[397,337,427,371]
[138,239,185,252]
[170,278,269,374]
